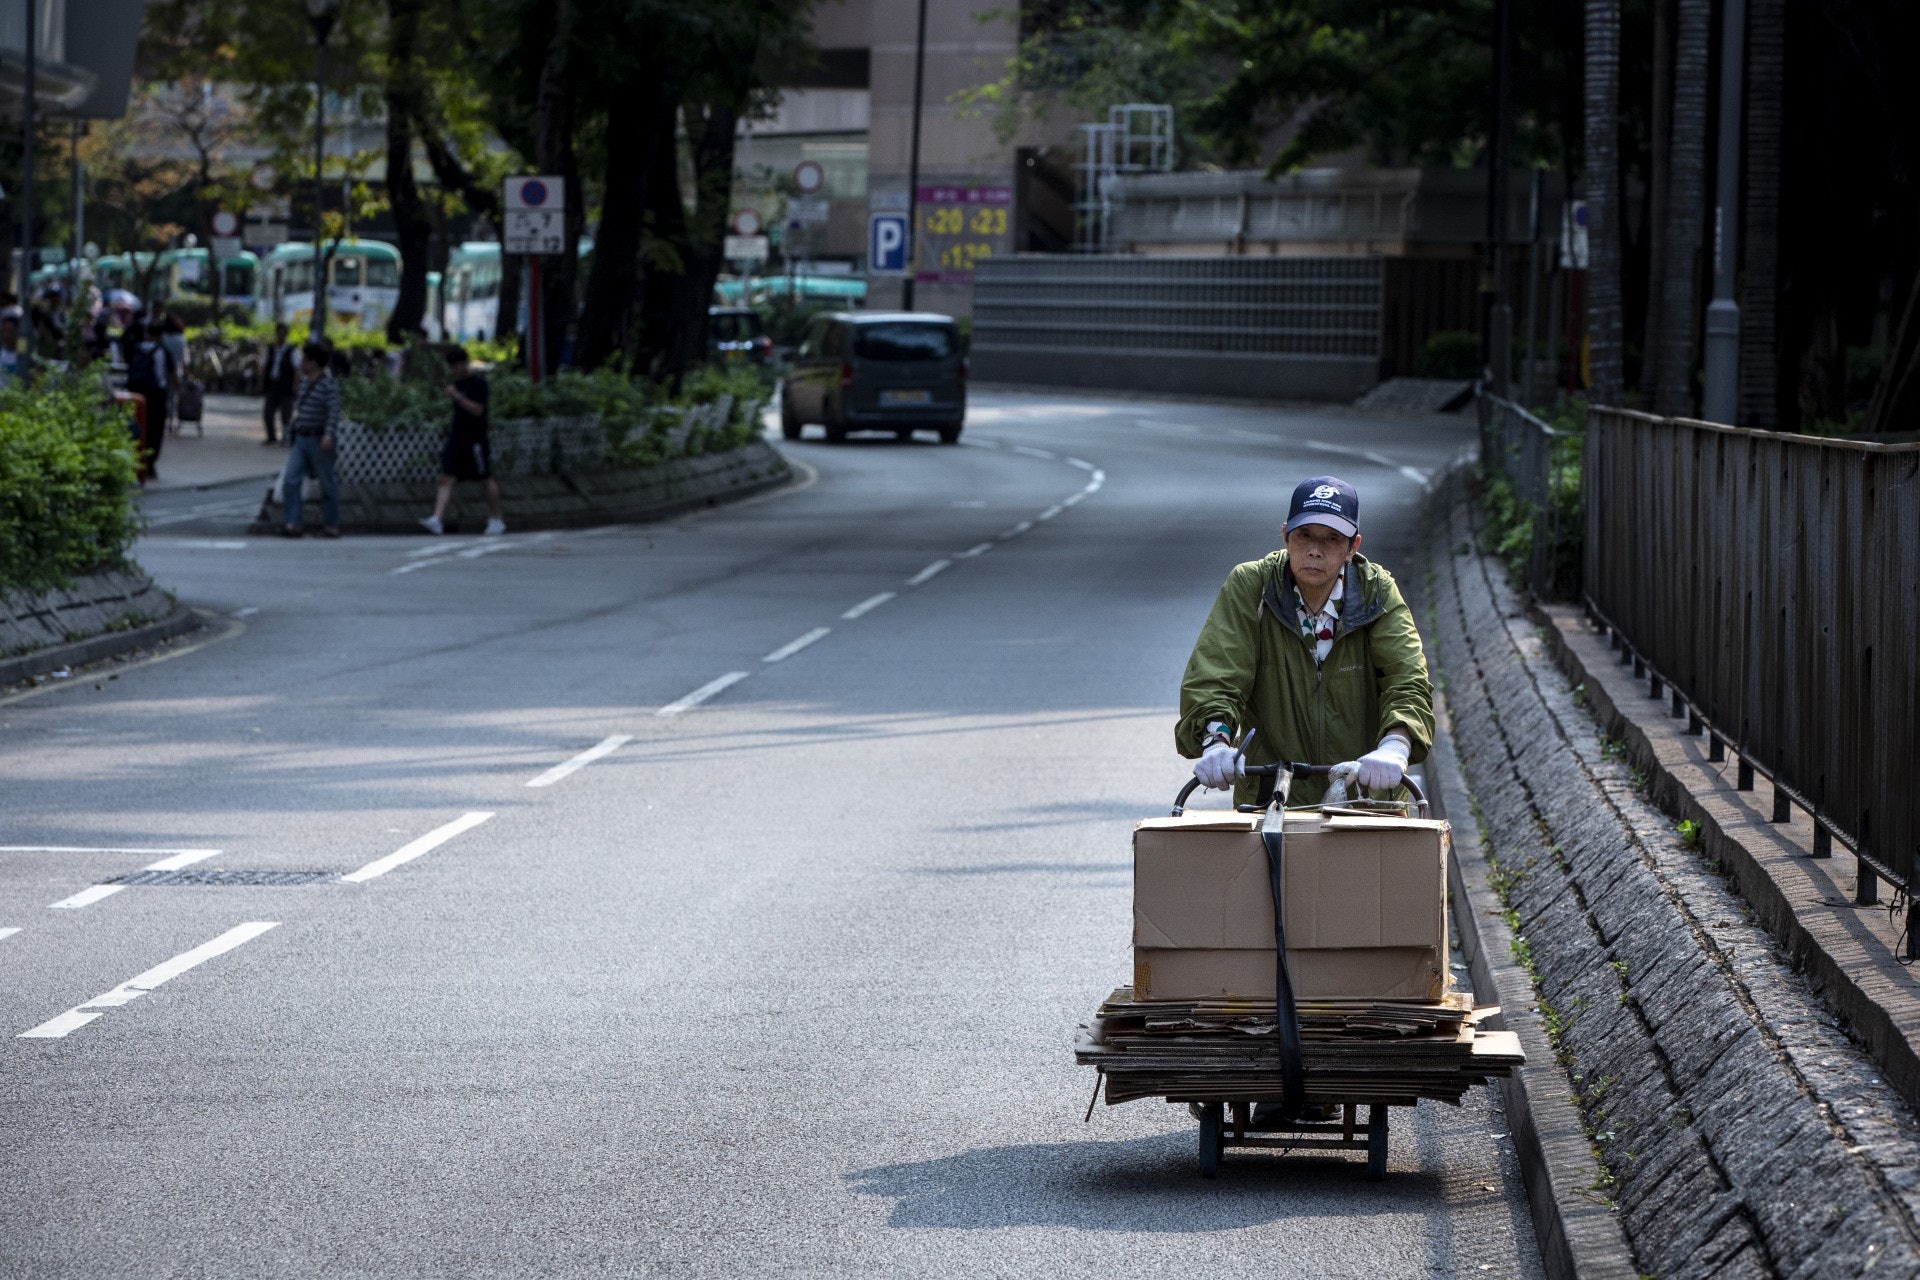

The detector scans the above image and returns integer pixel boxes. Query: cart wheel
[1365,1105,1388,1182]
[1198,1102,1224,1179]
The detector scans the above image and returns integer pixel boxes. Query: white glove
[1355,734,1411,791]
[1194,740,1244,791]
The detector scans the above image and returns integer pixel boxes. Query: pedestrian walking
[160,313,188,433]
[122,320,170,483]
[418,346,504,536]
[260,322,298,445]
[280,342,343,538]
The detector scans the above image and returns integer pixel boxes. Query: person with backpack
[280,342,343,538]
[122,321,170,482]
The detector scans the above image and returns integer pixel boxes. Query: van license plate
[880,389,932,406]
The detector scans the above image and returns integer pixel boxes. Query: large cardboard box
[1132,810,1449,1002]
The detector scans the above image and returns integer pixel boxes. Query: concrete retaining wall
[0,567,200,683]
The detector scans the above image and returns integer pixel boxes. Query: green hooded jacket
[1177,551,1434,807]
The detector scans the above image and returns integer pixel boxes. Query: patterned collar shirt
[1294,572,1345,666]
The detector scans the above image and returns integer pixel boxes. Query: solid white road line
[906,560,951,587]
[1036,505,1064,521]
[233,606,261,619]
[1011,445,1056,459]
[842,592,895,620]
[0,927,20,942]
[958,542,994,558]
[526,735,633,788]
[407,540,479,558]
[656,671,750,717]
[763,628,831,663]
[1400,465,1429,484]
[341,812,494,884]
[49,848,221,910]
[18,921,280,1040]
[1062,492,1087,507]
[1065,457,1095,470]
[999,522,1033,540]
[171,540,248,550]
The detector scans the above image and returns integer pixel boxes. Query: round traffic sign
[250,163,275,191]
[521,178,550,207]
[793,160,825,194]
[732,208,762,236]
[211,210,239,236]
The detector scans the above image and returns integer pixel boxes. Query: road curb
[0,604,203,686]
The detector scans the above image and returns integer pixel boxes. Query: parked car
[708,306,773,367]
[780,311,966,444]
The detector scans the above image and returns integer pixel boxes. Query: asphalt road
[0,389,1542,1278]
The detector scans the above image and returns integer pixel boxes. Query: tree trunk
[575,81,668,371]
[1640,0,1673,388]
[412,115,516,348]
[1739,0,1784,429]
[634,122,686,382]
[383,0,432,343]
[1652,0,1708,416]
[532,0,579,374]
[657,100,740,384]
[1583,0,1626,404]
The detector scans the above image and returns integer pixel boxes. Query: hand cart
[1164,746,1430,1182]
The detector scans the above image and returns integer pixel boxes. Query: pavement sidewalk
[143,392,286,494]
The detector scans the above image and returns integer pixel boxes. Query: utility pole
[1700,0,1746,424]
[900,0,928,311]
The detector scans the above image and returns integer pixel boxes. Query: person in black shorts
[419,346,505,535]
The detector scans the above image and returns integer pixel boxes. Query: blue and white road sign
[868,213,909,276]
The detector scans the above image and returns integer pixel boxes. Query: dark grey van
[780,312,966,444]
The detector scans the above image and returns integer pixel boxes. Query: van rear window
[855,323,955,361]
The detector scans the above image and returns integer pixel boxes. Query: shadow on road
[845,1133,1450,1232]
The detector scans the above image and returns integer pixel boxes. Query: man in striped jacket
[280,342,343,537]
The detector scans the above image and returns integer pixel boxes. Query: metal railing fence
[1583,406,1920,907]
[1476,389,1577,597]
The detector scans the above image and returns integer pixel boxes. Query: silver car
[779,312,966,444]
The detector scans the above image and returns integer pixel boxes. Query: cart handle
[1172,763,1425,817]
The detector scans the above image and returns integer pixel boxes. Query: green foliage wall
[0,377,142,593]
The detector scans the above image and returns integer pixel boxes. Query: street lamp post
[899,0,927,311]
[21,0,36,368]
[305,0,343,342]
[1700,0,1746,425]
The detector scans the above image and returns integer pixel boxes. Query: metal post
[312,35,328,340]
[900,0,927,311]
[69,119,80,305]
[21,0,35,368]
[527,255,542,384]
[1700,0,1745,424]
[1522,168,1544,406]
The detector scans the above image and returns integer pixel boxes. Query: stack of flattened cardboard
[1076,808,1524,1108]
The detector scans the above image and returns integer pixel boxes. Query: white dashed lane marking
[0,927,20,942]
[842,592,895,620]
[526,735,633,788]
[341,812,493,884]
[763,628,831,663]
[958,542,993,558]
[656,672,751,717]
[906,560,951,586]
[18,921,280,1040]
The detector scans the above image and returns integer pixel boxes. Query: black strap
[1261,823,1307,1120]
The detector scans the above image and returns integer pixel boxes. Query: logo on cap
[1311,484,1338,500]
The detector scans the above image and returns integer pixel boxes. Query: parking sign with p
[869,213,909,276]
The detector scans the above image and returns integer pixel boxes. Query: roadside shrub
[1414,330,1482,379]
[0,374,140,592]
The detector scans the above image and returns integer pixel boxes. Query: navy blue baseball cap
[1285,475,1359,538]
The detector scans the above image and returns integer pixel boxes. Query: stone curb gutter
[1426,475,1920,1277]
[0,566,202,686]
[1539,607,1920,1123]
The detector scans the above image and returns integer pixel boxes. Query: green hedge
[0,375,141,593]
